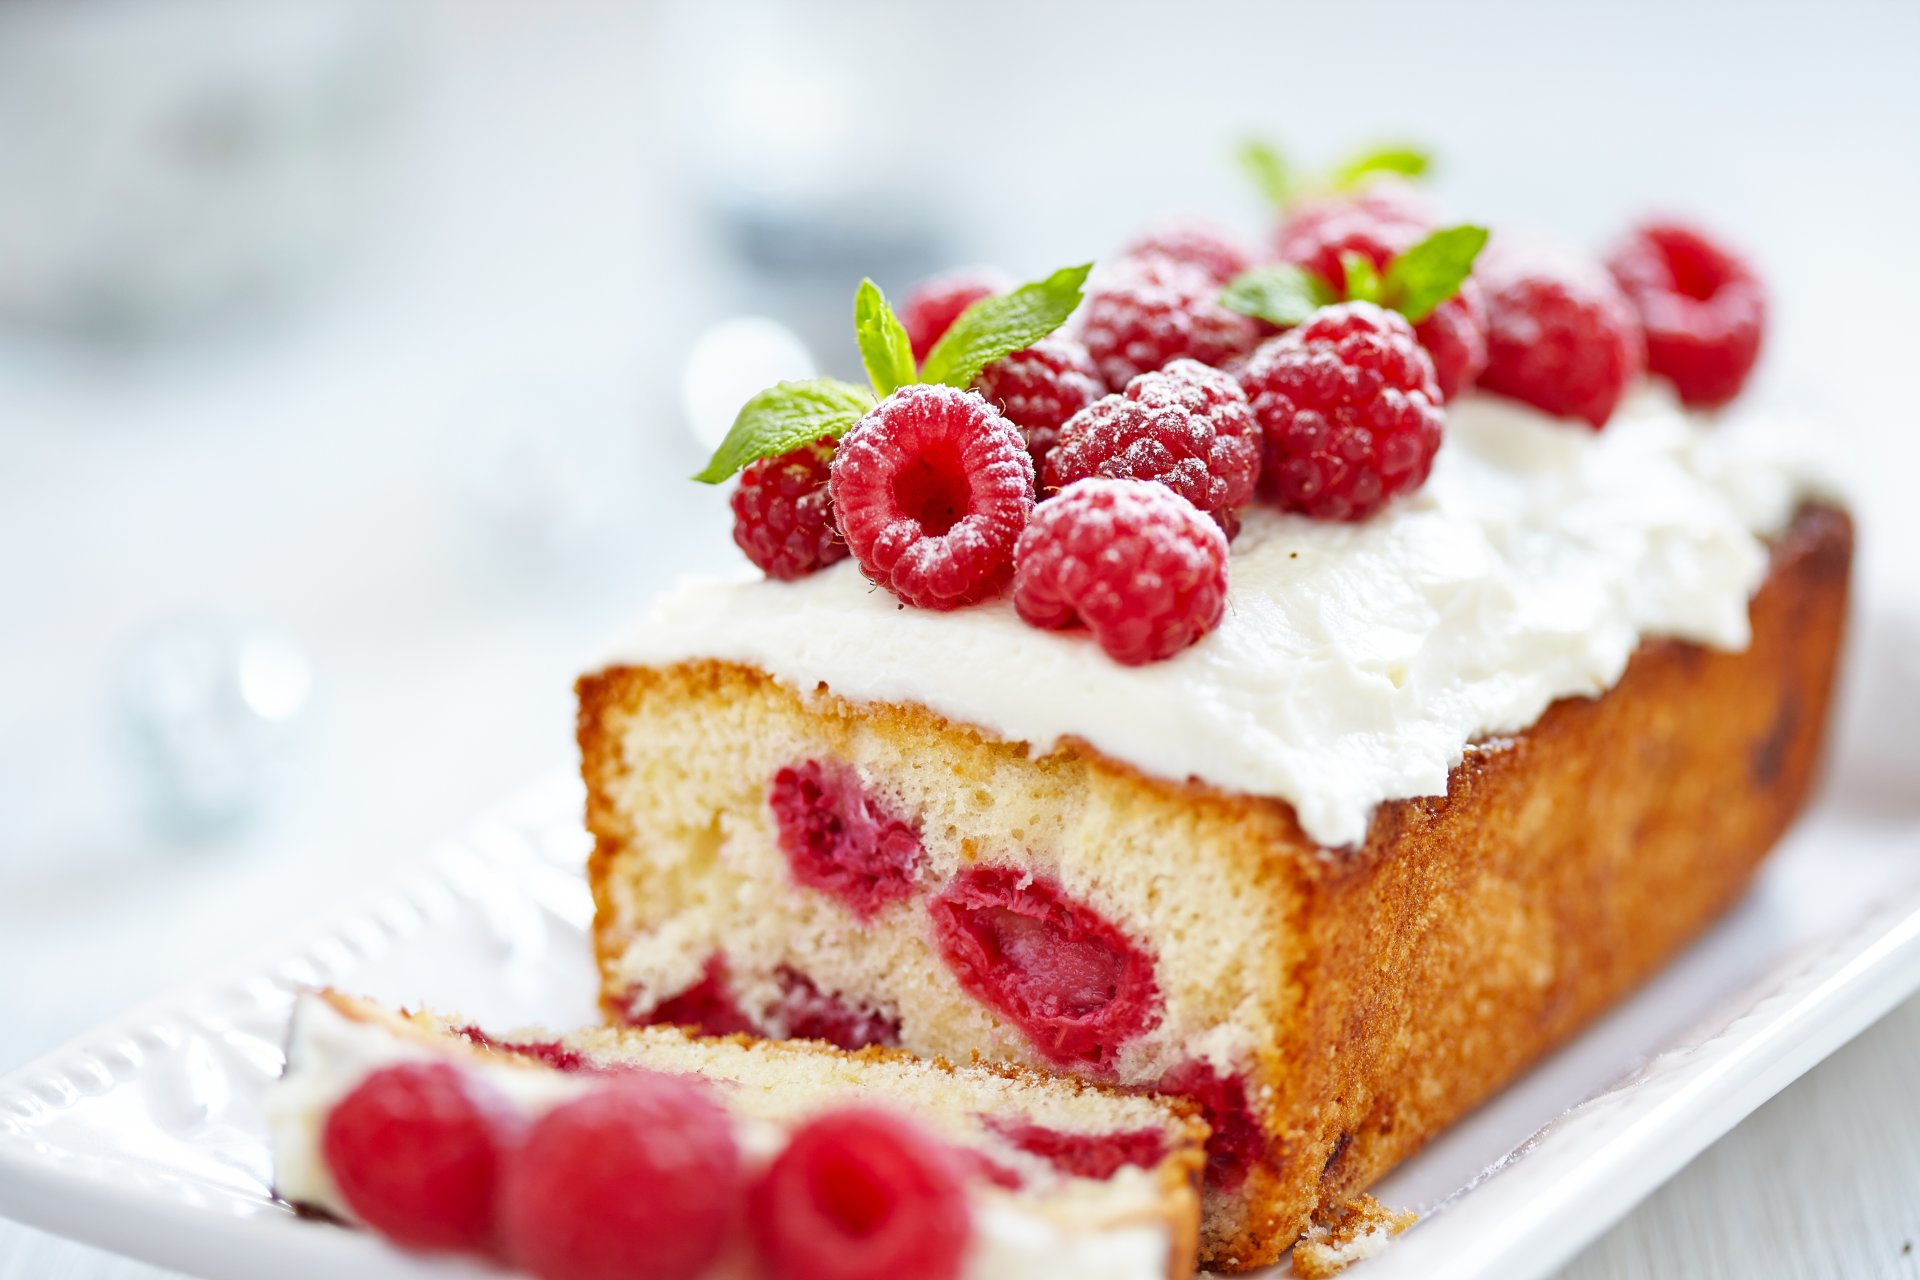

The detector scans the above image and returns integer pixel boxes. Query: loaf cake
[581,194,1848,1269]
[268,988,1207,1279]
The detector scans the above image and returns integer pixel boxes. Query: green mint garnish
[1329,143,1431,191]
[691,378,874,484]
[1340,251,1383,304]
[1236,138,1297,209]
[1382,224,1488,323]
[919,263,1093,390]
[853,278,915,397]
[1219,263,1337,328]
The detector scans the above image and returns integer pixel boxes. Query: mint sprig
[854,278,915,397]
[696,264,1090,484]
[691,378,874,484]
[1218,263,1336,328]
[1239,137,1434,210]
[919,263,1092,390]
[1219,224,1488,331]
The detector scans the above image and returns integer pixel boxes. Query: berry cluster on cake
[270,989,1208,1279]
[581,142,1849,1271]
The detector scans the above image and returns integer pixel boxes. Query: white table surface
[2,1,1916,1276]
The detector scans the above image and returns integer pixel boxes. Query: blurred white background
[2,0,1916,1275]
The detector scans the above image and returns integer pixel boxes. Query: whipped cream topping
[616,386,1829,847]
[266,994,1171,1280]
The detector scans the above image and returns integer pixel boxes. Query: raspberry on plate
[1013,477,1230,666]
[828,384,1035,611]
[1607,219,1765,408]
[901,266,1012,363]
[929,863,1164,1068]
[1273,195,1487,400]
[1239,301,1445,521]
[971,335,1106,476]
[499,1074,743,1280]
[1079,256,1263,388]
[749,1107,972,1280]
[319,1061,517,1255]
[1478,241,1646,428]
[1043,359,1260,536]
[731,440,847,580]
[1119,217,1256,284]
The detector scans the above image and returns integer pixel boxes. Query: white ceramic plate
[2,617,1918,1280]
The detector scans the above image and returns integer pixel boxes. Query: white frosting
[266,994,1170,1280]
[615,386,1830,847]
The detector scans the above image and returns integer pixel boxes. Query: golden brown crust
[580,503,1852,1271]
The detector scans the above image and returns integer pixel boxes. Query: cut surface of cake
[579,384,1849,1269]
[267,988,1207,1280]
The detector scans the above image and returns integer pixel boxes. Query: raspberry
[1239,302,1445,521]
[500,1076,742,1280]
[1014,479,1229,665]
[1079,256,1263,388]
[901,266,1012,362]
[455,1026,597,1074]
[630,954,756,1036]
[1042,359,1260,535]
[749,1107,971,1280]
[731,441,847,580]
[770,967,902,1050]
[929,864,1162,1072]
[1272,177,1436,265]
[1478,241,1645,428]
[1157,1060,1263,1193]
[769,759,923,918]
[984,1118,1168,1181]
[1607,219,1765,407]
[1275,203,1487,400]
[972,335,1106,476]
[1120,217,1256,285]
[319,1062,516,1255]
[829,385,1034,610]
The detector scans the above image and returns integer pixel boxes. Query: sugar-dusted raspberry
[1079,256,1263,388]
[1014,478,1229,665]
[1478,241,1645,428]
[749,1107,972,1280]
[829,385,1034,610]
[500,1075,743,1280]
[1239,302,1445,521]
[973,335,1106,476]
[1607,219,1765,407]
[769,759,923,918]
[1043,359,1260,534]
[1120,217,1256,285]
[730,440,847,580]
[320,1062,517,1255]
[770,967,902,1050]
[1275,208,1487,401]
[984,1117,1168,1181]
[1272,177,1436,266]
[629,954,756,1036]
[1157,1060,1263,1193]
[929,864,1162,1072]
[901,266,1012,362]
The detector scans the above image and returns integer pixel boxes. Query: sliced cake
[267,988,1207,1280]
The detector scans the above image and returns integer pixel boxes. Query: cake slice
[267,988,1207,1280]
[578,379,1849,1270]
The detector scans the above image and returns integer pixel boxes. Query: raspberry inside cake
[269,989,1207,1279]
[583,386,1847,1268]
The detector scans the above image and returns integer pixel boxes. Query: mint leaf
[692,378,874,484]
[1220,264,1336,328]
[919,263,1092,390]
[1237,138,1295,209]
[1340,251,1383,304]
[854,278,916,397]
[1330,143,1431,191]
[1381,224,1488,323]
